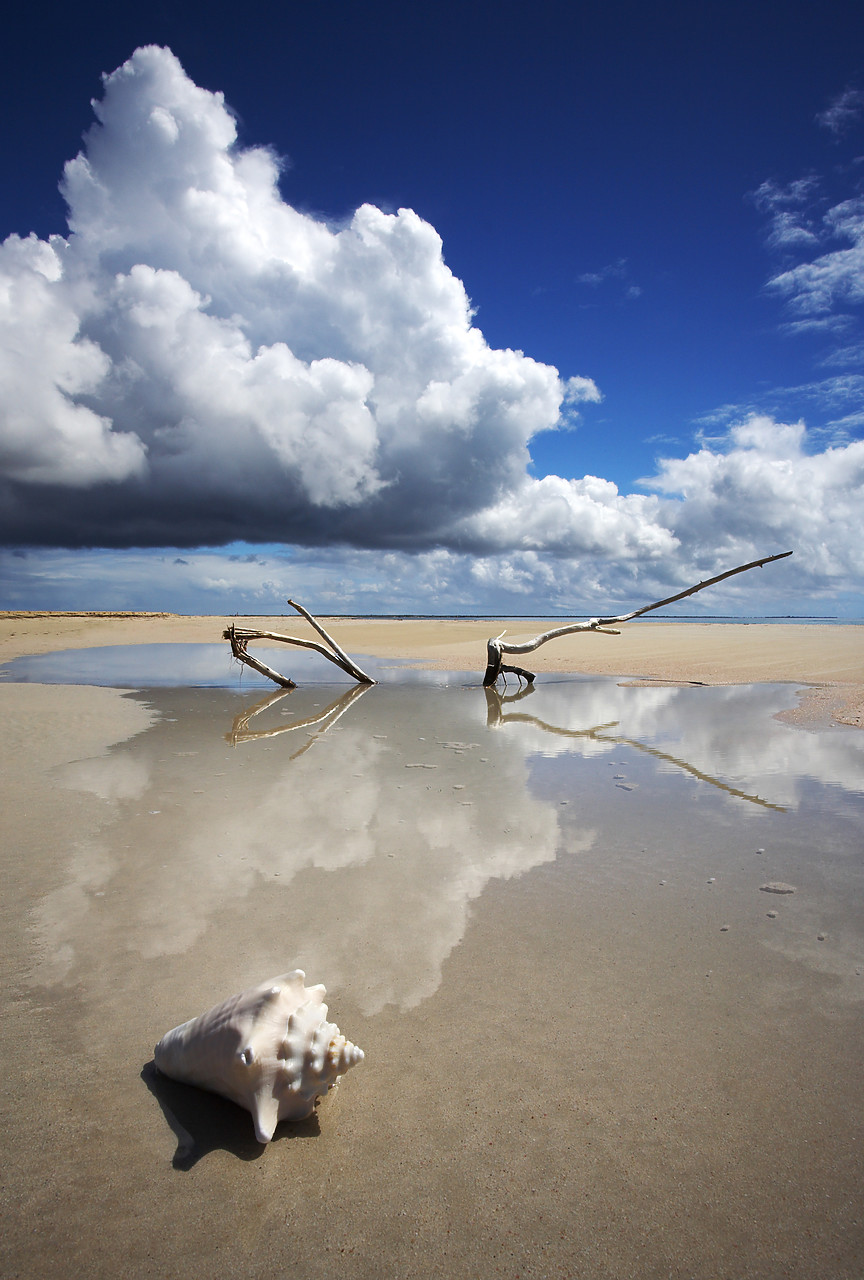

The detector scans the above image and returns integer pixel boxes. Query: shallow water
[0,641,427,687]
[2,667,863,1277]
[16,675,864,1006]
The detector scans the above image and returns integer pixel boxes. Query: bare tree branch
[223,601,376,687]
[285,599,375,683]
[483,550,793,685]
[224,626,296,688]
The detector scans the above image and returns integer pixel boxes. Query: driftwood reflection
[483,687,787,812]
[486,682,536,710]
[226,683,371,751]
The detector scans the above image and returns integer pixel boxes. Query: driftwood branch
[483,551,793,685]
[224,627,296,687]
[224,600,376,687]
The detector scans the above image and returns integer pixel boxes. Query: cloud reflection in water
[29,676,864,1013]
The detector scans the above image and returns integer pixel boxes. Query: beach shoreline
[2,611,862,727]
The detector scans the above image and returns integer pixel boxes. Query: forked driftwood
[224,599,376,687]
[223,629,297,688]
[482,551,793,686]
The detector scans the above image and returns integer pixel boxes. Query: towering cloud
[0,46,597,550]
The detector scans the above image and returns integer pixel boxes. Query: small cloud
[778,315,853,336]
[576,258,641,300]
[546,375,603,433]
[825,409,864,434]
[696,377,864,451]
[577,258,627,286]
[691,403,756,429]
[563,375,602,405]
[821,341,864,368]
[644,433,681,446]
[173,556,188,565]
[766,213,820,251]
[749,178,822,251]
[817,87,864,136]
[751,177,820,212]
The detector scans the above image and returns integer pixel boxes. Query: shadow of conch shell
[141,1060,320,1169]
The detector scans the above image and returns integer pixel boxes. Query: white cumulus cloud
[0,233,146,486]
[456,474,676,558]
[0,45,588,550]
[647,416,864,588]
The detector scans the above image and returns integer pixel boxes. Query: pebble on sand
[759,882,797,894]
[767,910,778,918]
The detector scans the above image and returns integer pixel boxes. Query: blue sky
[1,0,863,615]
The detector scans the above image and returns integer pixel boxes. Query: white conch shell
[154,970,364,1143]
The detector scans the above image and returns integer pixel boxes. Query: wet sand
[1,618,863,1278]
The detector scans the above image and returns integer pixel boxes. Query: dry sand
[1,615,863,1278]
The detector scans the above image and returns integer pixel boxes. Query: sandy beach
[2,610,863,723]
[1,615,863,1278]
